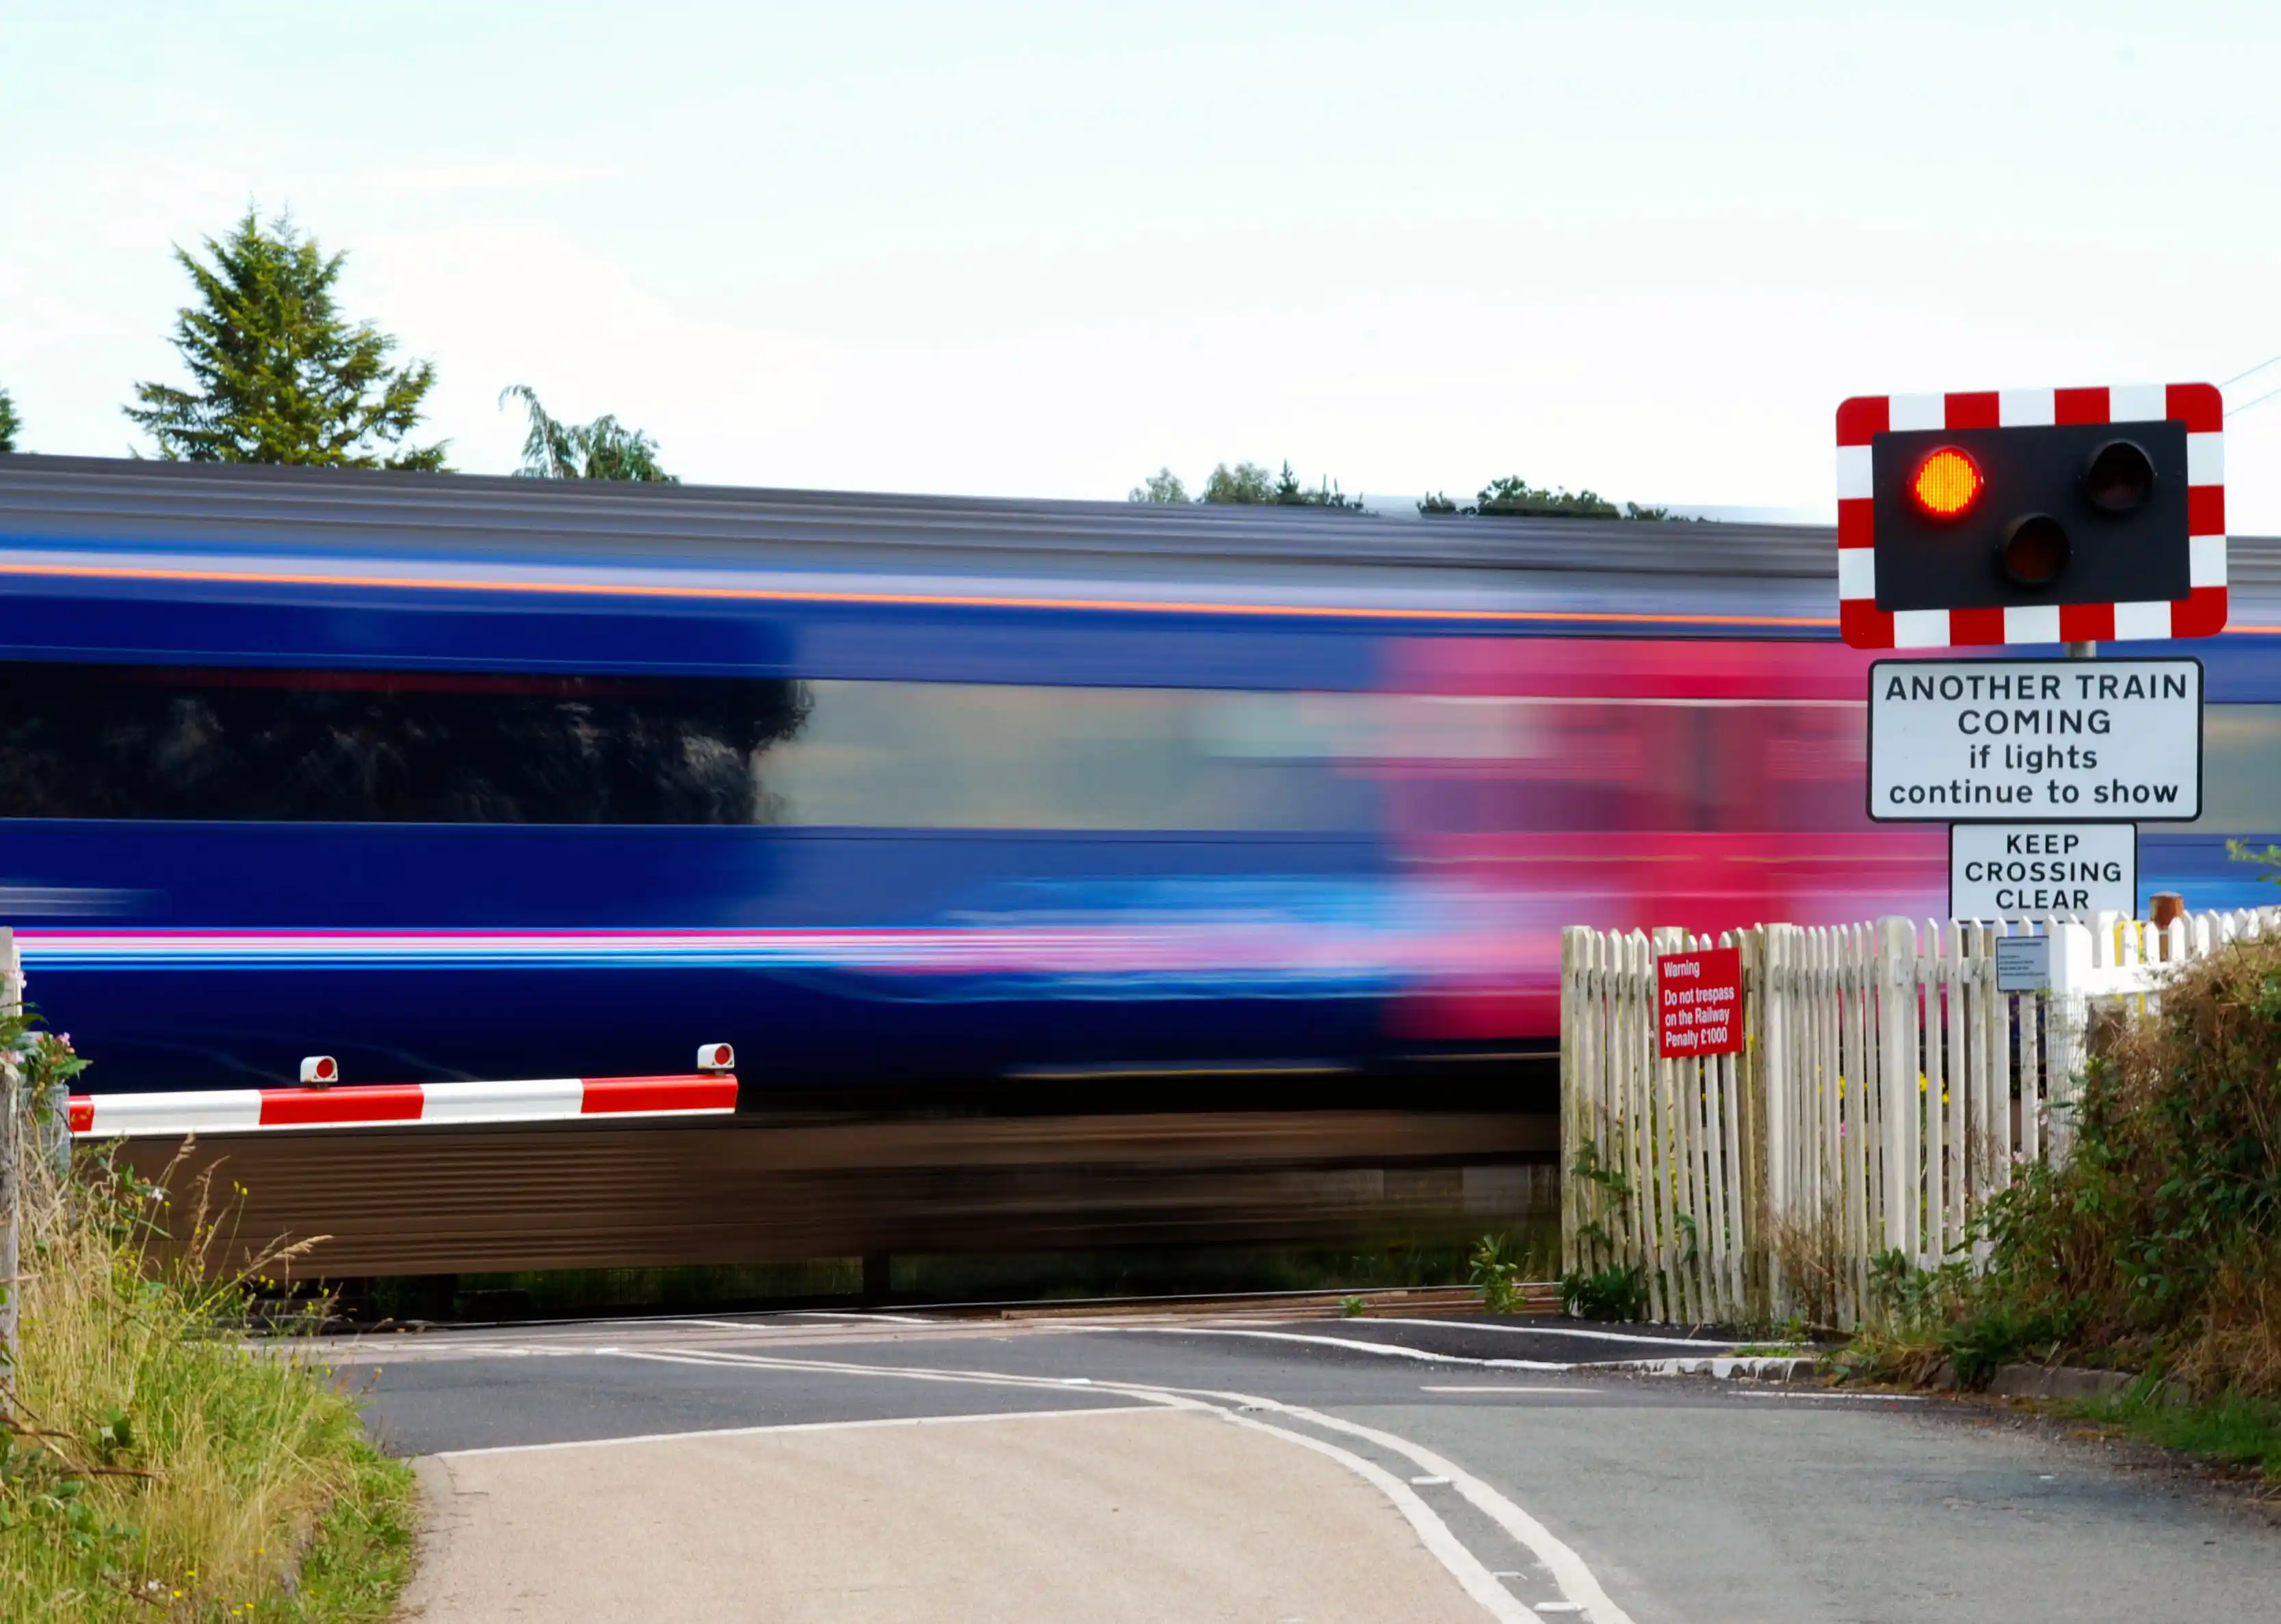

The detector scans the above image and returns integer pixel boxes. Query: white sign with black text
[1994,934,2051,993]
[1868,657,2202,823]
[1950,822,2137,919]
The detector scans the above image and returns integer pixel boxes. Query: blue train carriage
[0,454,2276,1099]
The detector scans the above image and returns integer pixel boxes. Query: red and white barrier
[67,1071,738,1138]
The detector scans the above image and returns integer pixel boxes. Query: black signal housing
[1871,420,2188,614]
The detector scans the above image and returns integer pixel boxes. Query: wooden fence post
[0,929,20,1409]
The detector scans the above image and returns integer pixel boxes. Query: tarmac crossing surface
[346,1309,2279,1623]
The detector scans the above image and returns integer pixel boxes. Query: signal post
[1836,383,2226,934]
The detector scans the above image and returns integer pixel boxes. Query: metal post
[2067,641,2098,659]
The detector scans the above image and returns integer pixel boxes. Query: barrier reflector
[69,1072,738,1138]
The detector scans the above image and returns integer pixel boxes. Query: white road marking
[1422,1386,1601,1396]
[598,1343,1637,1624]
[1383,1318,1755,1350]
[1210,1407,1533,1623]
[1106,1326,1572,1370]
[436,1400,1156,1459]
[1731,1389,1924,1402]
[788,1309,938,1326]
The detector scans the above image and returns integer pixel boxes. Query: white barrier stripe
[89,1090,265,1136]
[419,1077,584,1123]
[2188,431,2224,484]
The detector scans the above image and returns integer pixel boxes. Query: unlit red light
[1910,448,1982,519]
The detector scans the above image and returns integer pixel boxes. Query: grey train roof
[1,454,2276,628]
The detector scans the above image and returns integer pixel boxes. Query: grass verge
[2,1034,418,1622]
[2068,1381,2281,1482]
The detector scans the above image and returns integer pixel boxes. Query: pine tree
[125,209,447,469]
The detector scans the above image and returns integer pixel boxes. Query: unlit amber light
[1910,447,1982,519]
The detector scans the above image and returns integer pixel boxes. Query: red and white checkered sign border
[1836,384,2226,649]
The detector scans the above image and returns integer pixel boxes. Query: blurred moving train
[4,456,2280,1099]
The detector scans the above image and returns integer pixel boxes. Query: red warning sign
[1657,947,1743,1059]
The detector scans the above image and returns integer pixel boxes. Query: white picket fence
[1559,908,2281,1328]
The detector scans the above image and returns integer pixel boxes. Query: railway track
[114,1108,1559,1281]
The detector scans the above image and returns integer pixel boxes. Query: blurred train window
[28,659,2265,836]
[768,682,1383,830]
[2173,704,2281,833]
[0,662,811,824]
[1372,698,1873,834]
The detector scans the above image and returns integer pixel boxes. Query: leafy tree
[500,385,675,482]
[1128,467,1189,503]
[125,209,446,469]
[1200,460,1277,503]
[0,387,18,454]
[1417,491,1460,515]
[1474,474,1618,518]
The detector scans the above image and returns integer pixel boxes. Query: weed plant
[1,1034,414,1622]
[1836,937,2281,1473]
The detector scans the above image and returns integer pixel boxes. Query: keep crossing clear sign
[1950,823,2137,919]
[1868,657,2202,823]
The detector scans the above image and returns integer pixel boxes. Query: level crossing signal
[1836,384,2226,649]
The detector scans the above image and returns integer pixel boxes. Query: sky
[5,1,2281,524]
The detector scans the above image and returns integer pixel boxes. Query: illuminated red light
[1910,447,1983,519]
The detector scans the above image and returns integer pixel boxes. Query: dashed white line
[1106,1325,1572,1370]
[1381,1318,1755,1350]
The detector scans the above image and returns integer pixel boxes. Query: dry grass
[1,1139,415,1622]
[1767,1191,1851,1333]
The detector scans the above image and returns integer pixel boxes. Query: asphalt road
[351,1309,2279,1623]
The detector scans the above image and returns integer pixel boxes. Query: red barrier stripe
[580,1075,739,1115]
[68,1097,94,1133]
[260,1084,426,1127]
[2053,386,2109,424]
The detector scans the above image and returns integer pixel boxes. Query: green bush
[1557,1262,1647,1322]
[1841,936,2281,1419]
